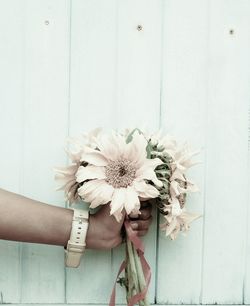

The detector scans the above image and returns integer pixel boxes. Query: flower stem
[126,238,145,306]
[125,253,133,302]
[127,239,139,291]
[132,245,150,306]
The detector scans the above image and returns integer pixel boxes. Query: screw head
[137,24,143,31]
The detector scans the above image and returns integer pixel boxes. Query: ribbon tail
[109,217,152,306]
[109,260,127,306]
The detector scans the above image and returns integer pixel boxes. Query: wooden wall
[0,0,249,304]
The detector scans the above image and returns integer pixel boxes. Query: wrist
[63,208,74,248]
[85,214,122,250]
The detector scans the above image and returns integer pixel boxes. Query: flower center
[105,158,137,188]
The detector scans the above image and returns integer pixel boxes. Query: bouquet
[54,127,201,306]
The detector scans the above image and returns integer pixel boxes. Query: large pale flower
[169,175,199,198]
[160,199,201,240]
[65,127,102,162]
[54,163,81,204]
[146,129,201,238]
[169,143,201,172]
[76,130,163,222]
[147,129,201,169]
[54,128,103,203]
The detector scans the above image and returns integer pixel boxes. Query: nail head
[137,24,143,31]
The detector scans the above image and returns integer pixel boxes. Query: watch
[64,208,89,268]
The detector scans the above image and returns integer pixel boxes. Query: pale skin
[0,188,152,250]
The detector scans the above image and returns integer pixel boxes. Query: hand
[127,201,153,237]
[86,201,153,250]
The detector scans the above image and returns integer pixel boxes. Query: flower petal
[133,180,159,198]
[186,180,199,193]
[130,131,148,165]
[144,157,164,169]
[80,146,109,166]
[78,179,104,198]
[170,180,187,197]
[170,198,182,217]
[136,168,163,188]
[94,133,121,161]
[54,164,78,176]
[76,165,106,183]
[160,134,177,150]
[88,182,114,208]
[170,224,181,240]
[110,131,127,157]
[180,211,201,228]
[170,169,186,181]
[163,217,178,237]
[124,141,138,162]
[110,188,126,222]
[124,186,140,215]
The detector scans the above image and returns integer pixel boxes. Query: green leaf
[125,128,143,144]
[146,141,154,158]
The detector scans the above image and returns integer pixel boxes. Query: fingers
[129,211,140,219]
[129,203,153,236]
[139,205,152,220]
[130,217,152,230]
[140,200,152,208]
[133,230,148,237]
[129,202,152,221]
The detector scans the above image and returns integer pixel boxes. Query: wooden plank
[0,0,25,303]
[201,1,250,304]
[114,0,162,131]
[19,0,70,302]
[157,0,208,303]
[246,106,250,303]
[113,0,162,303]
[66,1,118,303]
[67,1,162,304]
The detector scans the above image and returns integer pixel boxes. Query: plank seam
[199,0,211,303]
[156,0,165,303]
[65,0,73,303]
[19,1,28,302]
[243,101,250,303]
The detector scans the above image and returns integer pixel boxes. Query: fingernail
[131,223,139,230]
[129,212,139,219]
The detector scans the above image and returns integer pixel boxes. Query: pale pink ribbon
[109,217,151,306]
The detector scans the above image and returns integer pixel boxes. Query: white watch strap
[65,208,89,268]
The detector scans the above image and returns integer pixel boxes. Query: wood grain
[0,0,25,302]
[0,0,249,304]
[157,0,207,303]
[19,0,70,302]
[201,0,250,303]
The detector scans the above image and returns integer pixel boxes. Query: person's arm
[0,188,152,250]
[0,188,75,247]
